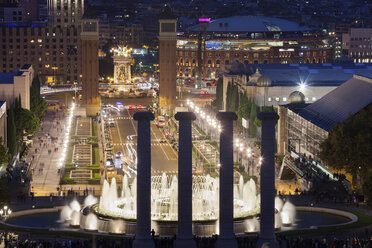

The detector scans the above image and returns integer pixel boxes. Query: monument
[81,17,99,115]
[112,46,133,85]
[158,8,177,115]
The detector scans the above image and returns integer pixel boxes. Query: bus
[157,116,166,128]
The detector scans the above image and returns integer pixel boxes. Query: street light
[0,205,11,218]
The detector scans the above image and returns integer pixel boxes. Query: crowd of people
[2,232,372,248]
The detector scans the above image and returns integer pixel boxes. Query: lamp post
[0,206,11,218]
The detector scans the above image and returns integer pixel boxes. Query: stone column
[256,111,279,248]
[215,112,238,248]
[174,112,197,248]
[133,111,155,248]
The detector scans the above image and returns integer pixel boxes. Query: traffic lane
[150,122,178,160]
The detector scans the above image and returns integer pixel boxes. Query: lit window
[37,39,42,43]
[275,97,280,102]
[45,64,50,68]
[283,97,287,101]
[268,97,272,102]
[305,97,309,101]
[30,40,34,43]
[312,97,316,101]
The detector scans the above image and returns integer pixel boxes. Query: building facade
[0,0,83,86]
[0,24,81,85]
[342,28,372,63]
[0,101,6,147]
[47,0,84,28]
[0,64,33,110]
[177,16,334,80]
[222,62,372,109]
[277,74,372,160]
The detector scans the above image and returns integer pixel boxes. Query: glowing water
[97,173,260,221]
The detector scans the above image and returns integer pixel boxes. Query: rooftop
[227,62,372,87]
[286,75,372,132]
[0,72,16,84]
[188,16,311,33]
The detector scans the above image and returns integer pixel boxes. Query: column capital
[175,112,196,121]
[133,111,155,121]
[216,111,238,121]
[257,111,279,121]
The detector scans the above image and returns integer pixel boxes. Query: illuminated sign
[199,18,211,22]
[279,48,295,52]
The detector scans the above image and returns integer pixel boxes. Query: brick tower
[81,18,99,115]
[158,12,177,115]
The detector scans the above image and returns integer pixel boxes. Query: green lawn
[92,147,99,165]
[92,120,97,136]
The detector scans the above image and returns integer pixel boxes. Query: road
[103,99,178,177]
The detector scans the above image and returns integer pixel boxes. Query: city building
[342,28,372,63]
[0,23,81,85]
[222,62,372,109]
[47,0,84,28]
[0,64,33,110]
[177,16,334,80]
[277,74,372,160]
[0,0,82,86]
[0,101,6,147]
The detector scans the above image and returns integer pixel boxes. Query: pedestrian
[150,229,155,239]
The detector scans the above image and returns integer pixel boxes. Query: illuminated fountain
[59,173,296,235]
[60,174,295,235]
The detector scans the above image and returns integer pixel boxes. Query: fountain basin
[4,206,357,236]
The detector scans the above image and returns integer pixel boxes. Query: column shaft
[174,112,197,248]
[215,112,238,248]
[133,112,155,248]
[257,111,279,248]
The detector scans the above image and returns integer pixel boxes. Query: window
[268,97,272,102]
[283,97,287,102]
[275,97,280,102]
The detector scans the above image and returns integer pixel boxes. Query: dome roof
[257,75,272,86]
[289,91,305,104]
[189,16,311,33]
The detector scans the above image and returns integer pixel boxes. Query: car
[128,105,134,110]
[160,138,167,143]
[135,104,143,109]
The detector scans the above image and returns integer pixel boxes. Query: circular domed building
[288,91,305,104]
[257,76,272,87]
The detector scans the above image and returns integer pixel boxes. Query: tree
[249,100,257,137]
[319,104,372,187]
[30,76,47,119]
[14,108,40,140]
[0,137,9,165]
[215,77,223,110]
[7,105,17,156]
[18,94,22,109]
[226,82,232,111]
[229,83,239,112]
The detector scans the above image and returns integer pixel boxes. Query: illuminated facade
[177,16,334,79]
[47,0,84,28]
[0,25,81,85]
